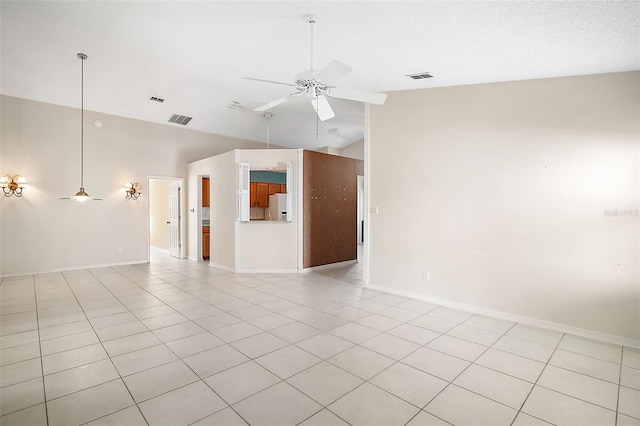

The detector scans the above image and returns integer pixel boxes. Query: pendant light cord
[79,53,86,190]
[267,115,270,149]
[263,112,273,149]
[81,56,84,189]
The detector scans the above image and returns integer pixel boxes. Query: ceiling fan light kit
[248,15,387,122]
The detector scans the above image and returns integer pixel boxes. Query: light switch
[370,206,379,215]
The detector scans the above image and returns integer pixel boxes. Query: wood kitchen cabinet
[202,178,210,207]
[280,184,287,194]
[250,182,269,207]
[250,182,256,207]
[268,183,281,196]
[203,226,210,259]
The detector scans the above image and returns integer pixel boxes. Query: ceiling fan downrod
[305,15,318,72]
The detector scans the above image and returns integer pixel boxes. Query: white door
[168,181,181,258]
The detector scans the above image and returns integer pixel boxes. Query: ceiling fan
[247,15,387,121]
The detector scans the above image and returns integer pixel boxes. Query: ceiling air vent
[407,72,433,80]
[150,96,165,103]
[168,114,192,125]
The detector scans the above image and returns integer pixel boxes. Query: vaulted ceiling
[1,1,638,150]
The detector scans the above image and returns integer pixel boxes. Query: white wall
[187,151,236,269]
[368,72,640,343]
[235,149,300,272]
[187,148,300,272]
[315,140,364,160]
[0,95,264,276]
[339,139,364,160]
[317,146,342,156]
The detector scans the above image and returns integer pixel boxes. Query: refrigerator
[268,193,288,221]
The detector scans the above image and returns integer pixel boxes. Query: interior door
[168,181,181,258]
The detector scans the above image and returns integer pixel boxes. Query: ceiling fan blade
[253,95,292,112]
[326,86,388,105]
[244,77,297,87]
[315,60,352,84]
[311,95,335,121]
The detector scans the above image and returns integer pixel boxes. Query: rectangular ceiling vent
[168,114,192,125]
[407,72,433,80]
[150,96,165,103]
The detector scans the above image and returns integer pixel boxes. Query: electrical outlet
[423,270,430,280]
[117,247,123,253]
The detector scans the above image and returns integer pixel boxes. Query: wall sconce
[124,182,141,200]
[0,175,27,197]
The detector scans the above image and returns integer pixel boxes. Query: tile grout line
[509,331,565,426]
[61,271,482,423]
[156,266,313,426]
[167,273,408,424]
[318,311,509,424]
[33,274,51,426]
[112,265,307,425]
[412,315,520,423]
[136,260,637,423]
[5,259,635,425]
[96,267,253,423]
[614,346,624,426]
[90,268,250,424]
[78,269,150,425]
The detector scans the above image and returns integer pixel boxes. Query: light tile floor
[1,252,639,426]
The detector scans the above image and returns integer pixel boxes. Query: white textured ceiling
[1,1,639,150]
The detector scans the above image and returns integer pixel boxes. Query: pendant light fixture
[263,112,273,149]
[61,53,102,201]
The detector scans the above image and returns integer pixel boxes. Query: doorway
[200,175,211,262]
[148,177,185,260]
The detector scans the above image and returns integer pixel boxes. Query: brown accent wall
[303,150,364,268]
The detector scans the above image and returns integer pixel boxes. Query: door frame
[196,174,210,262]
[147,176,186,261]
[357,175,365,246]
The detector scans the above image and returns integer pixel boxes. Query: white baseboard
[208,262,235,273]
[53,260,149,273]
[187,256,208,262]
[208,259,359,275]
[234,268,299,274]
[302,259,358,273]
[1,260,149,278]
[366,283,640,349]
